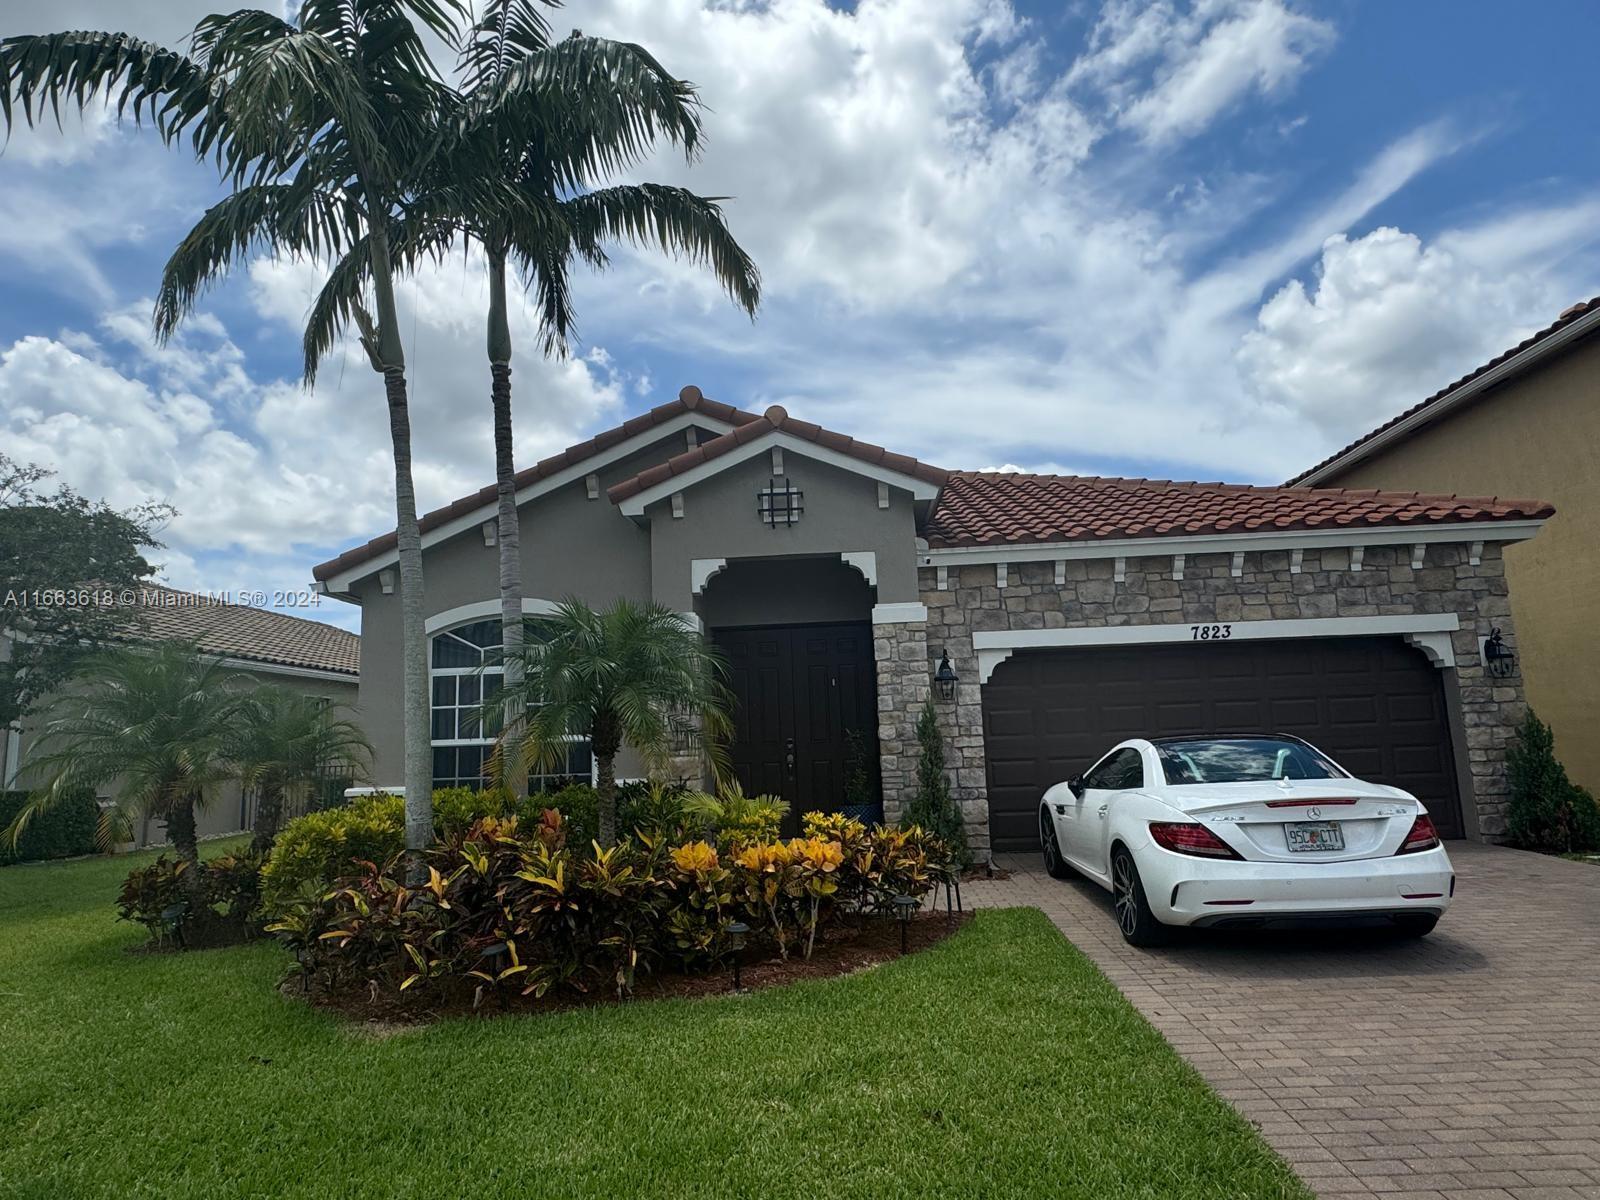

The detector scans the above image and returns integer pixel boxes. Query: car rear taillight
[1149,822,1243,860]
[1396,813,1441,855]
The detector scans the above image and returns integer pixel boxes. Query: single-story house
[1,585,360,847]
[312,387,1552,856]
[1290,296,1600,794]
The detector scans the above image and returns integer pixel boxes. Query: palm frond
[154,179,357,343]
[558,183,760,316]
[0,29,220,150]
[459,0,556,92]
[462,34,703,191]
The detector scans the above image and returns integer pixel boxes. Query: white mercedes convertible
[1038,735,1454,946]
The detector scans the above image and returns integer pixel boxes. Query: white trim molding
[424,597,561,634]
[841,551,878,587]
[690,558,727,596]
[616,430,942,517]
[871,602,928,624]
[920,520,1546,570]
[321,409,740,594]
[971,614,1462,683]
[677,611,704,633]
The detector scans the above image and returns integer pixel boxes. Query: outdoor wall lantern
[1483,628,1516,679]
[725,921,750,991]
[933,650,960,701]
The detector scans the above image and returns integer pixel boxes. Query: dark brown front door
[982,636,1464,851]
[714,623,877,825]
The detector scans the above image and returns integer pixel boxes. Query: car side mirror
[1068,775,1085,798]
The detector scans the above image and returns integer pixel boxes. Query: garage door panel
[985,708,1041,738]
[1213,699,1269,728]
[982,635,1462,850]
[1327,695,1380,726]
[1268,697,1321,726]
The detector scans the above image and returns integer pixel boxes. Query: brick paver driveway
[965,843,1600,1199]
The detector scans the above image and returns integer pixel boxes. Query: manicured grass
[0,846,1308,1199]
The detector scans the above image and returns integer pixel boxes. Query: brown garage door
[982,636,1463,851]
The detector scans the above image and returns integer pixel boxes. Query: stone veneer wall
[882,542,1528,858]
[874,616,933,823]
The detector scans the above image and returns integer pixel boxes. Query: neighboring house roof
[129,585,360,677]
[311,386,759,583]
[606,404,950,506]
[1288,296,1600,486]
[921,471,1555,549]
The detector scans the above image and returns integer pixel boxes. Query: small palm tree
[4,643,254,900]
[231,689,373,855]
[494,599,734,846]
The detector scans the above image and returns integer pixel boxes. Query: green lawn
[0,845,1308,1199]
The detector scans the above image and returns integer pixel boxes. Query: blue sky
[2,0,1598,632]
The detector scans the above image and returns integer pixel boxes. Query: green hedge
[0,789,100,865]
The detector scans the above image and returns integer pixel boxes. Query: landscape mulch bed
[288,910,974,1026]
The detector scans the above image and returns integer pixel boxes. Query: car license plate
[1286,821,1344,852]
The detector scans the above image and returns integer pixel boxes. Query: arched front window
[429,619,592,792]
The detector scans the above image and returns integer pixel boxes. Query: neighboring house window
[429,618,592,793]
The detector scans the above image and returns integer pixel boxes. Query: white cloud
[1237,207,1600,440]
[1069,0,1334,144]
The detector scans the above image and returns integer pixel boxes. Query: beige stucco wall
[348,426,724,782]
[1315,333,1599,790]
[7,661,358,849]
[646,450,922,613]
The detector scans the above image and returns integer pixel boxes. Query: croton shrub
[117,849,265,943]
[265,810,949,1006]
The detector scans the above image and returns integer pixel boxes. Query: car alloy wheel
[1040,809,1071,880]
[1112,853,1137,936]
[1110,847,1169,947]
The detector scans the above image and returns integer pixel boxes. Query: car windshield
[1155,738,1344,785]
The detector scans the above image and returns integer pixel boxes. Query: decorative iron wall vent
[758,477,805,527]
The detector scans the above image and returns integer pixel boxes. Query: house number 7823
[1190,624,1233,641]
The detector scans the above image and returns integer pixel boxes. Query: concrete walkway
[963,842,1600,1199]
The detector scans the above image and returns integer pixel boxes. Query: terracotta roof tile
[920,472,1553,549]
[1288,296,1600,485]
[125,585,359,676]
[606,404,950,503]
[312,386,761,582]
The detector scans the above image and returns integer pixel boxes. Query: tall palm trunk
[487,247,525,798]
[366,224,432,865]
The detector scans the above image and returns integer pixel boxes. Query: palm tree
[231,689,373,855]
[4,644,254,900]
[494,598,734,847]
[302,3,761,797]
[1,0,478,863]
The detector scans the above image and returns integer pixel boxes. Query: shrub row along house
[312,386,1552,859]
[0,586,359,849]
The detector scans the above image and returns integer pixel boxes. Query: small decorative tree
[902,700,970,868]
[1505,709,1600,853]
